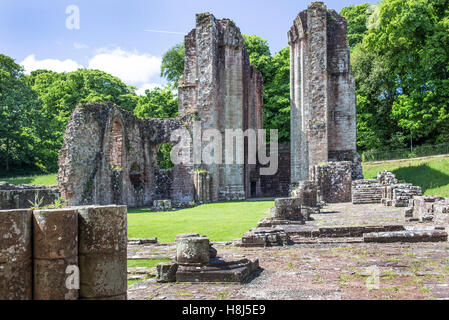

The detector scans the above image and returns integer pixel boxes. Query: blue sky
[0,0,375,94]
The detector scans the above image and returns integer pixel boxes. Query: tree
[342,0,449,153]
[0,54,41,172]
[340,4,371,48]
[160,43,185,85]
[242,35,291,143]
[134,85,178,119]
[28,68,139,171]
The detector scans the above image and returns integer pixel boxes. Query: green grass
[0,173,57,186]
[363,156,449,197]
[127,200,273,243]
[127,259,171,268]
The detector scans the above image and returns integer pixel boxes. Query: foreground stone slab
[364,230,448,243]
[78,205,127,299]
[33,208,79,300]
[0,209,32,300]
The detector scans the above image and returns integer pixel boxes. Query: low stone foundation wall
[0,205,127,300]
[382,184,422,207]
[406,196,449,222]
[0,182,60,210]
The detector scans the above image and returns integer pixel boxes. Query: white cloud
[88,48,161,85]
[21,55,82,74]
[73,42,89,49]
[135,83,164,96]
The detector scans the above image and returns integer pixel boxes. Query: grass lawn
[363,156,449,197]
[127,259,171,268]
[0,173,57,186]
[127,200,273,243]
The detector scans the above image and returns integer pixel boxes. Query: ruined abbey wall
[58,102,197,207]
[179,13,264,201]
[289,2,362,186]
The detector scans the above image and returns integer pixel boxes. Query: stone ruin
[405,196,449,223]
[54,3,366,209]
[352,171,422,207]
[58,13,271,208]
[156,233,259,283]
[288,1,363,192]
[0,205,127,300]
[0,182,59,210]
[58,102,198,208]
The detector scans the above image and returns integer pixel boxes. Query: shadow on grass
[392,164,449,194]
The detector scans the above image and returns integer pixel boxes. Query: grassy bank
[363,156,449,197]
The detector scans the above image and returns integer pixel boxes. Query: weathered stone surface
[128,238,158,245]
[290,181,318,207]
[79,252,127,298]
[33,208,78,259]
[156,262,178,283]
[240,227,290,247]
[352,179,383,204]
[176,256,259,283]
[0,259,32,300]
[178,13,264,201]
[153,199,172,211]
[78,205,127,255]
[0,183,59,210]
[271,197,303,220]
[78,205,127,299]
[312,161,352,203]
[33,256,79,300]
[377,171,398,185]
[176,233,200,240]
[176,236,210,265]
[364,230,448,243]
[194,171,211,203]
[0,209,32,299]
[58,102,197,208]
[407,195,449,223]
[382,182,422,207]
[289,2,362,185]
[0,209,32,263]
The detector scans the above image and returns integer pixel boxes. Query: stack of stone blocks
[352,171,422,206]
[405,196,449,223]
[377,171,422,207]
[311,161,353,203]
[0,205,127,300]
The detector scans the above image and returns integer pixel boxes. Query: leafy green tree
[242,35,290,143]
[134,85,178,119]
[340,4,371,48]
[264,47,290,143]
[0,54,41,172]
[342,0,449,153]
[160,43,185,85]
